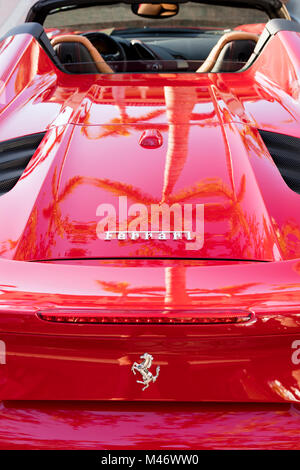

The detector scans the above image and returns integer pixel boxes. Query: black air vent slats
[259,130,300,194]
[0,133,45,195]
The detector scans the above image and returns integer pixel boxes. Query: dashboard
[85,29,224,72]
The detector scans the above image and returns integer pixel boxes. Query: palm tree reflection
[13,83,300,305]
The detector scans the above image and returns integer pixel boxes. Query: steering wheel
[81,32,127,72]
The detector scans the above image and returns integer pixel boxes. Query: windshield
[44,4,268,31]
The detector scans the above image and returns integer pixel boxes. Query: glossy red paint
[1,22,300,447]
[0,402,300,450]
[1,33,300,262]
[0,257,300,402]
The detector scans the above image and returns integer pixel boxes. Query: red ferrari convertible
[0,0,299,450]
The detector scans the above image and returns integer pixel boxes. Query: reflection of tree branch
[95,278,260,300]
[81,109,166,139]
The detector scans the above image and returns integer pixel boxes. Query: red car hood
[10,120,280,262]
[1,33,300,262]
[4,85,286,262]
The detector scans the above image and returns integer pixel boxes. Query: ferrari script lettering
[96,196,204,250]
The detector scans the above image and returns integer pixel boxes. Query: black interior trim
[253,18,300,57]
[259,129,300,194]
[265,18,300,35]
[239,18,300,71]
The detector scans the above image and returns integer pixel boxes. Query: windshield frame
[43,3,270,32]
[26,1,286,24]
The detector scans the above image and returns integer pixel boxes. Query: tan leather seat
[197,31,259,73]
[51,35,114,74]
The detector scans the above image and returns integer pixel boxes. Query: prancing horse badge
[131,353,160,391]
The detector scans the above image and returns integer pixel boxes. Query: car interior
[11,1,293,74]
[50,28,260,73]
